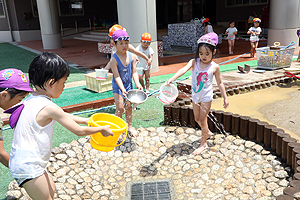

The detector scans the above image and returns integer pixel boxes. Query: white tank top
[192,59,214,103]
[9,94,55,179]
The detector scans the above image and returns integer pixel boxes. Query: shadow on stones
[115,136,137,153]
[140,141,203,177]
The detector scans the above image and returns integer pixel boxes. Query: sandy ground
[259,83,300,138]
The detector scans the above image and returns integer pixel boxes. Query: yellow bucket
[88,113,128,152]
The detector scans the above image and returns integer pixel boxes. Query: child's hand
[147,59,151,67]
[101,125,114,137]
[137,84,143,91]
[165,79,173,85]
[122,90,128,97]
[223,98,229,109]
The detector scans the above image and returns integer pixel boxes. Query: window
[226,0,268,7]
[0,0,5,17]
[59,0,84,16]
[31,0,84,17]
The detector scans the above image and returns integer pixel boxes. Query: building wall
[14,0,40,30]
[216,0,269,32]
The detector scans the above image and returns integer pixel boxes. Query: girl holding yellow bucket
[8,52,113,200]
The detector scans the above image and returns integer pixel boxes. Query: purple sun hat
[197,32,218,47]
[112,29,130,42]
[0,68,33,92]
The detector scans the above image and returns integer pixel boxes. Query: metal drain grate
[131,181,172,200]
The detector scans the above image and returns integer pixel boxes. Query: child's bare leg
[231,39,235,54]
[125,99,138,137]
[23,171,56,200]
[250,42,255,57]
[228,40,232,54]
[0,140,9,167]
[144,70,151,94]
[113,93,125,118]
[192,101,213,155]
[138,75,145,91]
[254,41,259,57]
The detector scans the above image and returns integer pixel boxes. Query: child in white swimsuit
[166,32,229,155]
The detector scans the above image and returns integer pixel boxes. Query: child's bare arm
[147,54,153,70]
[132,55,143,90]
[66,113,89,124]
[166,59,194,84]
[0,141,9,168]
[128,44,150,64]
[214,65,229,109]
[104,60,111,70]
[38,104,114,137]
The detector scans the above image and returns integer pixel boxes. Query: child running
[247,18,261,58]
[104,24,151,70]
[110,29,143,137]
[136,32,154,94]
[225,21,238,55]
[166,32,229,155]
[8,52,113,199]
[0,69,33,168]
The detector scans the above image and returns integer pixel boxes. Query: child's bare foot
[192,143,208,155]
[129,127,138,137]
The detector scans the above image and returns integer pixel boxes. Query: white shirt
[135,45,154,70]
[206,25,214,33]
[9,94,55,179]
[249,26,261,42]
[226,27,238,40]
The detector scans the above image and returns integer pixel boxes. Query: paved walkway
[6,127,291,199]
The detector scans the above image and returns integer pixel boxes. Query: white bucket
[95,69,108,80]
[159,83,178,104]
[137,67,144,77]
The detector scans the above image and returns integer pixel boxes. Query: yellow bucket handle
[87,120,92,126]
[90,128,128,148]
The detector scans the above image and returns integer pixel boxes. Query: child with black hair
[8,52,113,199]
[225,21,238,55]
[247,18,261,57]
[0,69,33,168]
[166,33,228,155]
[202,18,214,34]
[110,29,143,137]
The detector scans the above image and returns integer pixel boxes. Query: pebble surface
[6,126,292,200]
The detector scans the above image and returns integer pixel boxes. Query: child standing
[166,33,229,155]
[203,18,214,34]
[225,21,238,55]
[247,18,261,57]
[0,69,33,168]
[104,24,151,70]
[110,29,143,137]
[8,52,113,199]
[136,32,154,94]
